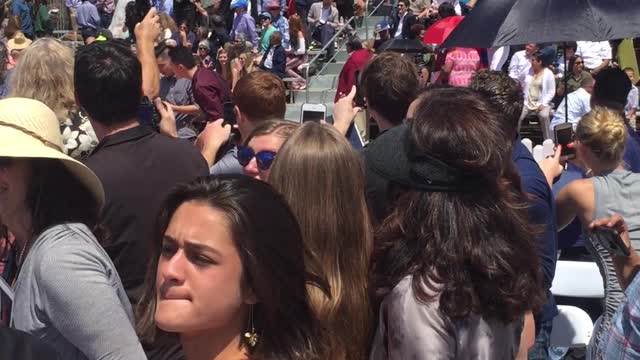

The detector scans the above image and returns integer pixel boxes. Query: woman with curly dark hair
[368,87,545,358]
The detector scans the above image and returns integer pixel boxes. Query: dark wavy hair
[137,175,330,359]
[568,55,583,75]
[470,70,524,140]
[371,88,545,323]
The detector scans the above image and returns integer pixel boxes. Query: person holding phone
[307,0,339,62]
[195,72,287,174]
[588,215,640,357]
[542,107,640,359]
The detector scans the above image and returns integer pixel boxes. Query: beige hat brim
[0,125,105,209]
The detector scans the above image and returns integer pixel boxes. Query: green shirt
[34,4,50,33]
[260,26,276,53]
[566,70,592,94]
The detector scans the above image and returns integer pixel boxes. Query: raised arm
[135,8,161,99]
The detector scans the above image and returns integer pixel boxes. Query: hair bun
[576,107,628,163]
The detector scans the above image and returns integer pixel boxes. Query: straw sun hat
[0,98,105,208]
[7,31,32,53]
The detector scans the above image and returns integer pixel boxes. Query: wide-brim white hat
[0,98,105,209]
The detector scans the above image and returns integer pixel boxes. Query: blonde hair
[576,106,628,164]
[159,12,178,33]
[237,52,256,73]
[268,122,373,360]
[243,119,299,146]
[9,38,75,122]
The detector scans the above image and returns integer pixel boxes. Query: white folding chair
[550,261,604,298]
[550,305,594,347]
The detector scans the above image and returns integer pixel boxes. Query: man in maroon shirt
[168,46,232,121]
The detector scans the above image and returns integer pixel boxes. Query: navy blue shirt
[512,139,559,325]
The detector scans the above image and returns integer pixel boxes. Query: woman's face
[242,134,285,181]
[530,57,542,71]
[218,52,228,65]
[155,201,254,336]
[0,158,31,225]
[573,57,584,74]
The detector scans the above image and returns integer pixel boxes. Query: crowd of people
[0,0,639,359]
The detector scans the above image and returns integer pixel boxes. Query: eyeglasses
[237,146,277,171]
[199,46,208,50]
[575,61,584,65]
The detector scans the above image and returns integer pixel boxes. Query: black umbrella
[441,0,640,49]
[376,39,430,54]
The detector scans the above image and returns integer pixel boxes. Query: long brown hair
[136,175,331,359]
[372,88,545,323]
[288,14,305,49]
[269,123,373,360]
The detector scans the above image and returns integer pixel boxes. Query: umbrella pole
[564,43,569,124]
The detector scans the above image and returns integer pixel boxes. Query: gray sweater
[10,223,146,360]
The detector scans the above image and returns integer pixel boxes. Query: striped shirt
[601,272,640,358]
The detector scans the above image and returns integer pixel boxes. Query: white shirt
[264,47,275,69]
[433,0,461,15]
[550,87,592,132]
[576,41,612,70]
[521,67,556,108]
[394,12,406,39]
[556,55,568,78]
[488,46,509,71]
[626,86,639,114]
[508,50,531,84]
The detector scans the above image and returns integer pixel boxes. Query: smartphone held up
[301,103,327,123]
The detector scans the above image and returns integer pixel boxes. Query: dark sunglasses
[575,61,584,65]
[237,146,277,171]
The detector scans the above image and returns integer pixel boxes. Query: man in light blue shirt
[550,76,593,133]
[76,0,101,43]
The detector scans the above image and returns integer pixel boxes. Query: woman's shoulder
[33,223,97,250]
[30,224,108,276]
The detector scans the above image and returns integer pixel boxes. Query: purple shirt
[192,68,232,121]
[65,0,81,9]
[76,1,101,29]
[230,12,257,48]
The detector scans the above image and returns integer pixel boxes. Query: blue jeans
[529,320,553,360]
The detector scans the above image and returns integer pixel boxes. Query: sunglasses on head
[237,146,277,171]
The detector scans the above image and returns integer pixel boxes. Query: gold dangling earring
[243,305,259,348]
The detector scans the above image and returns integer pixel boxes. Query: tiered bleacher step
[284,15,385,122]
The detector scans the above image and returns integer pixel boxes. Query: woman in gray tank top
[554,107,640,359]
